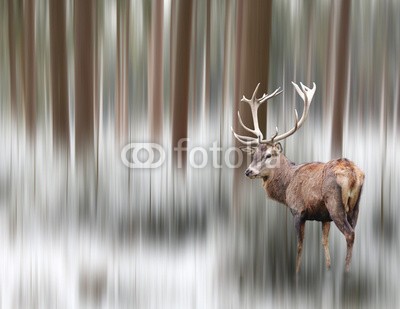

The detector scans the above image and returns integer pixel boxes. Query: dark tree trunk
[8,0,17,118]
[24,0,36,138]
[331,0,351,158]
[148,0,164,142]
[50,0,70,148]
[115,0,130,143]
[74,0,94,158]
[235,0,273,142]
[233,0,273,212]
[171,0,193,168]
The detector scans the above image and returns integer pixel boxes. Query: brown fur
[245,144,365,272]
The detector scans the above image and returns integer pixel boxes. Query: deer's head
[242,143,282,179]
[232,82,316,179]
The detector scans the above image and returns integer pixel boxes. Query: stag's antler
[268,82,316,143]
[231,83,283,145]
[232,82,316,145]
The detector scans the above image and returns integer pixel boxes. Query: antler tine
[259,88,283,103]
[293,109,299,130]
[237,84,283,144]
[269,126,279,143]
[237,111,258,136]
[251,83,261,101]
[265,82,316,143]
[239,83,263,139]
[231,127,259,145]
[241,82,260,103]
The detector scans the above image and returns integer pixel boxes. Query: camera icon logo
[121,143,166,169]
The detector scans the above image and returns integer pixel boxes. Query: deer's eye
[265,154,272,159]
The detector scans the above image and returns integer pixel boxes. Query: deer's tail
[334,159,365,213]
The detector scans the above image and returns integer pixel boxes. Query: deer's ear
[275,143,283,153]
[239,146,257,155]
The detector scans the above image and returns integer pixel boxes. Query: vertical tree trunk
[220,0,234,211]
[204,0,211,119]
[323,2,336,133]
[171,0,193,167]
[115,0,130,143]
[147,0,164,142]
[235,0,273,141]
[331,0,351,158]
[115,0,121,142]
[94,0,102,213]
[232,1,274,281]
[233,0,273,212]
[8,0,17,118]
[233,0,244,140]
[75,0,94,159]
[23,0,36,138]
[50,0,70,148]
[379,9,389,235]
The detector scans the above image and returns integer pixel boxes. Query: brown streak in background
[116,0,120,141]
[306,0,314,85]
[115,0,129,144]
[75,0,94,158]
[24,0,36,138]
[220,0,234,213]
[148,0,164,142]
[50,0,70,148]
[233,0,243,141]
[379,9,389,235]
[237,0,272,141]
[205,0,211,119]
[125,1,130,140]
[190,0,198,126]
[171,0,193,168]
[232,0,243,213]
[94,0,102,214]
[8,0,17,118]
[233,0,273,211]
[331,0,351,158]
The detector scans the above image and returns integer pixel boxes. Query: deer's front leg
[294,216,305,273]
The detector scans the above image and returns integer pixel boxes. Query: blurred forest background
[0,0,399,307]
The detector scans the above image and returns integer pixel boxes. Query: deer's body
[263,154,364,223]
[232,82,365,272]
[260,153,364,272]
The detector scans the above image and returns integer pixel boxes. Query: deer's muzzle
[245,168,257,179]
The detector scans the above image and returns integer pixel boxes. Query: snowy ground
[0,207,217,308]
[1,207,398,308]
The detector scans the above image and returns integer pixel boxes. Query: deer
[231,82,365,273]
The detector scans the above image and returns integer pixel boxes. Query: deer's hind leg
[294,216,306,273]
[325,186,355,272]
[322,222,331,269]
[347,185,363,229]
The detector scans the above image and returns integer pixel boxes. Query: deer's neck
[262,154,296,205]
